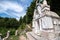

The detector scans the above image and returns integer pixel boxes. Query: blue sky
[0,0,32,20]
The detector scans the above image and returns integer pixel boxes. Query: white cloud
[0,2,24,12]
[16,18,20,21]
[0,1,24,20]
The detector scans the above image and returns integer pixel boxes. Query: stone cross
[43,0,47,5]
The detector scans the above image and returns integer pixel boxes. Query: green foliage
[50,0,60,16]
[18,23,26,36]
[23,15,26,23]
[18,23,26,31]
[6,18,19,29]
[0,27,7,38]
[26,1,36,24]
[0,17,19,29]
[46,0,51,5]
[8,35,19,40]
[0,17,20,37]
[19,16,23,25]
[9,29,15,35]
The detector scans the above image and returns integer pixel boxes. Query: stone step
[29,32,41,40]
[26,32,48,40]
[26,32,36,40]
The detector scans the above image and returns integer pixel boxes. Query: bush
[8,35,19,40]
[9,29,16,35]
[0,27,7,38]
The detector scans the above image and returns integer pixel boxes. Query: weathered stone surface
[26,32,48,40]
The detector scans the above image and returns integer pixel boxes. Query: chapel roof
[45,11,59,18]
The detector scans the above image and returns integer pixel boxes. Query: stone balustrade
[3,31,10,40]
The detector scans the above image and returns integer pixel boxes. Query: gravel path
[19,35,27,40]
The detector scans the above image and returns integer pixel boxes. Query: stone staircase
[26,32,48,40]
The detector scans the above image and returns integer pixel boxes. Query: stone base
[26,31,59,40]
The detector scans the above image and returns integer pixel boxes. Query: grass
[8,35,19,40]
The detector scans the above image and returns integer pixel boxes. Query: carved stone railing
[3,31,10,40]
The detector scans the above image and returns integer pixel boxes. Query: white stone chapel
[26,0,60,40]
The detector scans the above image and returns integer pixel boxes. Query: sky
[0,0,32,20]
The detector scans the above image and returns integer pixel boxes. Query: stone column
[34,20,40,35]
[39,19,42,31]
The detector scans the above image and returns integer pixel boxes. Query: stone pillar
[39,19,42,31]
[6,31,10,38]
[34,20,40,35]
[0,34,2,40]
[15,30,18,36]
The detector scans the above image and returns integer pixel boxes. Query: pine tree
[50,0,60,16]
[26,0,36,24]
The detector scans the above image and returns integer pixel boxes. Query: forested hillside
[0,17,20,37]
[0,17,19,29]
